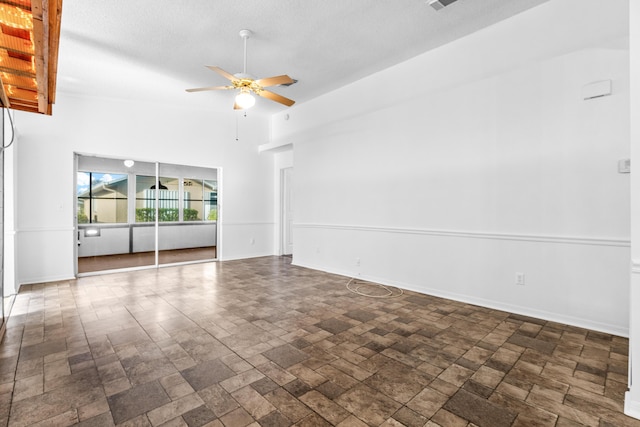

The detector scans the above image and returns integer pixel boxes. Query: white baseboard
[292,259,629,337]
[625,392,640,421]
[219,252,275,262]
[19,274,76,287]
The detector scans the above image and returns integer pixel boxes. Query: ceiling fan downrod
[239,29,252,75]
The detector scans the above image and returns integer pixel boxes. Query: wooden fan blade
[186,85,233,93]
[233,102,242,110]
[257,90,295,106]
[206,66,239,82]
[255,75,294,88]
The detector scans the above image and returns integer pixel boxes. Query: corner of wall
[625,391,640,421]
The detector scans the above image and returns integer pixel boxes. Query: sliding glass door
[76,154,218,274]
[157,163,217,264]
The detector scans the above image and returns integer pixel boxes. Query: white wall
[77,224,217,256]
[13,93,275,284]
[626,0,640,420]
[269,0,630,335]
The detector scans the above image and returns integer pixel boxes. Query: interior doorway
[281,167,293,255]
[75,154,218,275]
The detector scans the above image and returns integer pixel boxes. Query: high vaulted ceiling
[57,0,549,114]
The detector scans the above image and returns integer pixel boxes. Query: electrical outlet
[355,258,360,267]
[515,272,525,286]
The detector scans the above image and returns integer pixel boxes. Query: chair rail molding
[294,223,630,247]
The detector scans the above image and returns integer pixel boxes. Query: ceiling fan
[186,29,296,110]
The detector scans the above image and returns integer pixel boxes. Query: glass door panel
[157,164,217,265]
[76,156,217,274]
[129,166,160,270]
[77,156,156,273]
[183,178,203,222]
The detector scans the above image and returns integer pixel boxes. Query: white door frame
[280,167,293,255]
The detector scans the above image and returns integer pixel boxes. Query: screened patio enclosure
[75,154,218,274]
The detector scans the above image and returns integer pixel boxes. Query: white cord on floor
[346,278,404,298]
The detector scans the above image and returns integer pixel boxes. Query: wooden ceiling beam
[8,101,38,111]
[31,0,48,114]
[0,65,35,78]
[4,82,36,92]
[0,32,34,57]
[1,74,36,90]
[9,99,37,107]
[31,0,43,21]
[0,78,11,109]
[0,0,61,115]
[0,0,32,11]
[48,0,62,106]
[7,85,37,100]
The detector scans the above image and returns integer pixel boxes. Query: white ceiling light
[235,88,255,109]
[123,159,135,167]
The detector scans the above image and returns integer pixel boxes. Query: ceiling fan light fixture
[186,28,295,109]
[235,89,255,109]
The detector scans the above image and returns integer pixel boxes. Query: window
[135,175,156,222]
[76,172,128,223]
[204,179,218,221]
[135,176,182,222]
[183,178,217,221]
[183,178,201,221]
[77,170,217,224]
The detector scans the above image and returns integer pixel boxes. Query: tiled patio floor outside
[0,256,637,426]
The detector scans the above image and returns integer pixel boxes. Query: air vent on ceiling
[428,0,457,11]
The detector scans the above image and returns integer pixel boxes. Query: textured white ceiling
[57,0,549,113]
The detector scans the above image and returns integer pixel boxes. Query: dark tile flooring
[0,256,638,426]
[78,247,217,273]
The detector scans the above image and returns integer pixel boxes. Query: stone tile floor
[0,256,638,426]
